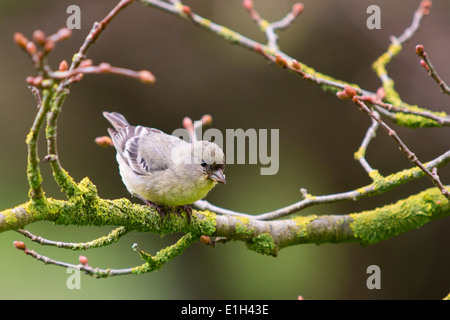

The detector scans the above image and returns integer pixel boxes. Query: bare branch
[16,227,129,250]
[415,44,450,95]
[351,95,450,200]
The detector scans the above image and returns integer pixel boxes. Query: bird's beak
[209,169,226,184]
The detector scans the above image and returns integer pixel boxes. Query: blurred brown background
[0,0,449,299]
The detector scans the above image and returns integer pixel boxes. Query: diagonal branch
[351,95,450,200]
[415,44,450,95]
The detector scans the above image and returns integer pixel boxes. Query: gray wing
[108,124,183,176]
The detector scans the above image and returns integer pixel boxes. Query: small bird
[103,112,226,221]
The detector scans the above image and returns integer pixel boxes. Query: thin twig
[16,227,129,250]
[243,1,304,51]
[69,0,135,73]
[13,241,134,278]
[355,115,379,174]
[416,44,450,95]
[51,64,155,84]
[352,96,450,200]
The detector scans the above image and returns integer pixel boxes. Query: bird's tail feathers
[103,111,130,131]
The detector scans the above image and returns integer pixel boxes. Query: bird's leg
[178,205,193,224]
[133,194,166,219]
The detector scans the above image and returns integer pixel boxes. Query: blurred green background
[1,0,449,299]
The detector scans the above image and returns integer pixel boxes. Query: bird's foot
[178,205,193,224]
[134,194,166,219]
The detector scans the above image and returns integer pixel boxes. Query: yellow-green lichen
[258,19,270,32]
[354,147,365,160]
[372,42,402,78]
[246,233,277,256]
[394,111,445,128]
[2,209,18,225]
[350,187,449,245]
[220,26,240,43]
[235,216,254,236]
[293,215,318,239]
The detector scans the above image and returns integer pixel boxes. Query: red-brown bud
[201,114,213,126]
[56,28,72,41]
[59,60,69,72]
[344,85,357,98]
[13,32,28,48]
[13,241,26,251]
[95,136,113,147]
[200,235,210,245]
[336,85,357,100]
[79,255,89,265]
[292,3,304,16]
[138,70,156,84]
[291,60,301,70]
[415,44,424,55]
[420,0,432,15]
[243,0,253,11]
[336,91,349,100]
[32,30,46,45]
[183,117,194,130]
[182,5,191,15]
[25,41,37,55]
[420,59,429,70]
[275,54,287,68]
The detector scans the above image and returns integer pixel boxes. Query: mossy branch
[2,180,449,256]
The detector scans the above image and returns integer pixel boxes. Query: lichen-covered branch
[2,182,449,255]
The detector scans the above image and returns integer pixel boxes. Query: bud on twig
[32,30,46,46]
[420,59,429,71]
[201,114,213,126]
[79,255,89,265]
[13,32,28,49]
[292,3,304,16]
[200,235,210,245]
[243,0,253,11]
[291,60,301,70]
[56,28,72,41]
[25,41,37,55]
[59,60,69,72]
[336,85,357,100]
[182,5,191,15]
[183,117,194,131]
[138,70,156,84]
[95,136,113,147]
[420,0,432,15]
[415,44,424,55]
[13,241,26,251]
[275,54,287,68]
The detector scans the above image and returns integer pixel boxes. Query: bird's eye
[201,161,207,167]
